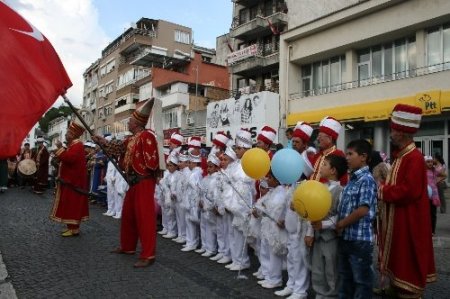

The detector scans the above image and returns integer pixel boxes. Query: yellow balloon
[241,148,271,180]
[293,180,332,222]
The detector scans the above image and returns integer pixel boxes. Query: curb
[0,252,17,299]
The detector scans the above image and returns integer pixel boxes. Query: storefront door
[414,136,444,157]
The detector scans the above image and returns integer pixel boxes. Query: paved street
[0,187,449,298]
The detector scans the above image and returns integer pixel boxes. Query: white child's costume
[257,185,288,288]
[104,160,117,217]
[173,152,189,244]
[224,148,255,271]
[182,152,203,251]
[113,166,128,219]
[198,158,221,256]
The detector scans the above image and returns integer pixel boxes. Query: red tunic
[379,143,436,295]
[119,130,159,260]
[50,140,89,225]
[33,145,49,193]
[309,145,348,185]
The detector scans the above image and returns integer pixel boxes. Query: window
[237,78,246,89]
[264,0,273,16]
[98,109,104,119]
[105,82,114,94]
[118,118,129,133]
[357,37,416,85]
[103,125,111,134]
[99,66,107,77]
[105,106,113,116]
[116,97,127,108]
[263,35,272,55]
[427,23,450,71]
[163,108,178,129]
[301,55,345,96]
[239,8,249,25]
[117,69,134,88]
[249,5,258,20]
[106,60,115,73]
[175,30,190,44]
[301,65,311,97]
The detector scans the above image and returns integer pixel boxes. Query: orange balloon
[241,148,271,180]
[293,180,332,222]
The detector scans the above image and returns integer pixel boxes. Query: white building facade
[280,0,450,165]
[47,116,70,150]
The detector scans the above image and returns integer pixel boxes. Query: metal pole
[62,95,129,184]
[195,65,198,134]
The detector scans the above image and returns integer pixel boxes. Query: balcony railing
[102,28,157,58]
[291,62,450,99]
[230,84,279,98]
[116,71,151,90]
[227,43,279,65]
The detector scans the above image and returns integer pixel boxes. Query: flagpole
[62,94,129,185]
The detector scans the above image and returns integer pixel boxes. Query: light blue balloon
[271,148,305,184]
[427,185,433,199]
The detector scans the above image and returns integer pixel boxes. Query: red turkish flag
[0,3,72,158]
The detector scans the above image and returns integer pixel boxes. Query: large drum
[17,159,37,177]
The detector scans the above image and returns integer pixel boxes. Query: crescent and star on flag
[9,17,44,42]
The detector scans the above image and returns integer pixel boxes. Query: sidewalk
[0,252,17,299]
[0,189,449,298]
[434,189,450,247]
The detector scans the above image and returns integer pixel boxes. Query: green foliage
[39,105,72,133]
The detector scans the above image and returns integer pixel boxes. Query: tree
[38,104,72,133]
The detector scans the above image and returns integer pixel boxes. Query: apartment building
[147,47,230,145]
[82,18,193,137]
[280,0,450,164]
[229,0,287,94]
[47,116,70,149]
[203,0,288,145]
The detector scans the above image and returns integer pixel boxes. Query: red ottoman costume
[379,104,436,298]
[50,122,89,233]
[104,99,160,266]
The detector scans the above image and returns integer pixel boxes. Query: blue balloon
[271,148,305,184]
[427,185,433,199]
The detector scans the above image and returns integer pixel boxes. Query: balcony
[115,103,136,114]
[230,12,287,39]
[160,92,189,109]
[130,46,191,68]
[116,71,151,92]
[228,44,279,76]
[102,28,156,57]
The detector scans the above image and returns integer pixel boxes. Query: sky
[2,0,233,107]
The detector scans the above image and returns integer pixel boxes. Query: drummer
[18,142,35,189]
[33,137,49,195]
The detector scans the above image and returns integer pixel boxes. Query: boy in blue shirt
[336,139,377,298]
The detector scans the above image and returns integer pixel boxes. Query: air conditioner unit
[186,117,194,125]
